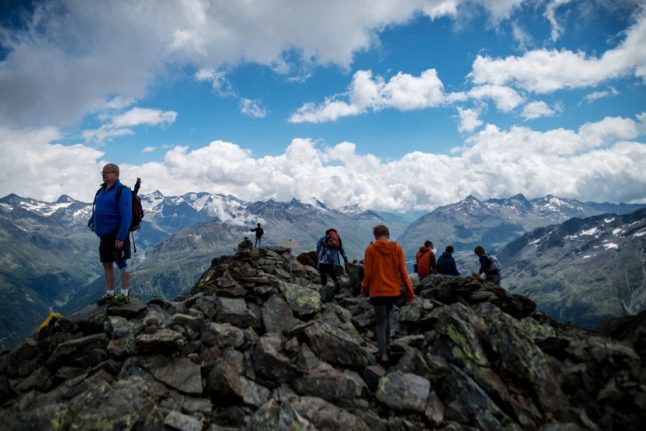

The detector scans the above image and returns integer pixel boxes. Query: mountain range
[498,207,646,328]
[1,190,644,349]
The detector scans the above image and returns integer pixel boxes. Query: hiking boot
[112,294,129,305]
[97,293,114,306]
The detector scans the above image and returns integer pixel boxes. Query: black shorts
[99,231,131,263]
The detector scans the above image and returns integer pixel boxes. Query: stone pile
[0,246,644,430]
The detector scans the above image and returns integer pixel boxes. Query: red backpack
[325,230,341,249]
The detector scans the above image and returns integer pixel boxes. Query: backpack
[93,177,144,232]
[487,255,501,273]
[325,230,341,249]
[119,178,144,231]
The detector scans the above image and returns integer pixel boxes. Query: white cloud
[112,108,177,128]
[544,0,573,42]
[0,127,104,201]
[0,0,535,129]
[468,85,523,111]
[583,87,620,103]
[83,107,177,145]
[142,146,156,153]
[457,107,483,132]
[195,68,236,96]
[511,21,532,50]
[240,98,268,118]
[3,115,644,208]
[521,101,557,120]
[470,13,646,93]
[289,69,450,123]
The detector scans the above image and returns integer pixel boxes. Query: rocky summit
[1,246,645,430]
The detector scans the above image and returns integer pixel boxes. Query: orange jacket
[416,246,436,277]
[361,239,414,302]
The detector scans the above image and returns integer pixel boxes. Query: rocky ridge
[0,246,645,430]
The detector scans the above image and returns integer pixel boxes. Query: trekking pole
[131,231,137,253]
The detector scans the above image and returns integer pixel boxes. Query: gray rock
[107,298,148,318]
[294,362,367,405]
[216,297,262,330]
[248,399,317,431]
[201,322,246,349]
[253,333,298,384]
[376,371,431,412]
[164,410,203,431]
[45,333,108,370]
[289,396,372,431]
[304,321,369,367]
[150,356,203,394]
[261,294,298,334]
[108,316,135,338]
[135,328,186,354]
[278,281,321,317]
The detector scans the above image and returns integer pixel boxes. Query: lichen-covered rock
[278,281,321,317]
[376,371,430,412]
[303,321,370,368]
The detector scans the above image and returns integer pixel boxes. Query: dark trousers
[318,263,339,289]
[254,236,262,248]
[371,297,397,356]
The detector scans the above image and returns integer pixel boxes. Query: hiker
[473,245,501,286]
[361,224,415,366]
[251,223,264,248]
[88,163,132,303]
[437,245,460,276]
[415,240,437,278]
[237,236,253,252]
[316,228,349,301]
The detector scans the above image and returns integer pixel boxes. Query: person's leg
[374,303,389,362]
[330,269,339,293]
[385,302,393,352]
[116,260,130,295]
[102,262,115,294]
[319,265,328,286]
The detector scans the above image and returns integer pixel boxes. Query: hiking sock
[121,289,129,297]
[107,289,115,296]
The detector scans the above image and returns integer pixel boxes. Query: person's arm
[429,252,437,272]
[451,258,460,276]
[397,246,415,303]
[117,187,132,241]
[316,237,323,255]
[360,247,372,295]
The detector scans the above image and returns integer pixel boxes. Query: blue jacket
[437,252,460,276]
[91,180,132,240]
[316,235,348,268]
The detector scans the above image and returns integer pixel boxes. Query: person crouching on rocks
[361,224,415,365]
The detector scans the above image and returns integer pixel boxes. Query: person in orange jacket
[415,240,436,278]
[361,224,415,365]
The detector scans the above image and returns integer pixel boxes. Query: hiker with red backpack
[316,228,349,302]
[88,163,143,304]
[415,240,437,278]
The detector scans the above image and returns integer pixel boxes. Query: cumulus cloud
[468,85,523,111]
[457,107,483,132]
[82,107,177,145]
[0,0,535,129]
[0,127,104,201]
[521,101,557,120]
[195,68,236,97]
[5,115,643,209]
[142,146,156,153]
[290,69,460,123]
[470,12,646,92]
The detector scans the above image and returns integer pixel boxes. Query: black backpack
[116,178,144,232]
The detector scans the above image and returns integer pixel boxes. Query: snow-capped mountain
[499,207,646,327]
[397,193,645,260]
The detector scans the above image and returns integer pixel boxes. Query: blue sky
[0,0,645,211]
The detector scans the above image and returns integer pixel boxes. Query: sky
[0,0,645,212]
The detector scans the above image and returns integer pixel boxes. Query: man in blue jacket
[88,163,132,303]
[316,228,348,301]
